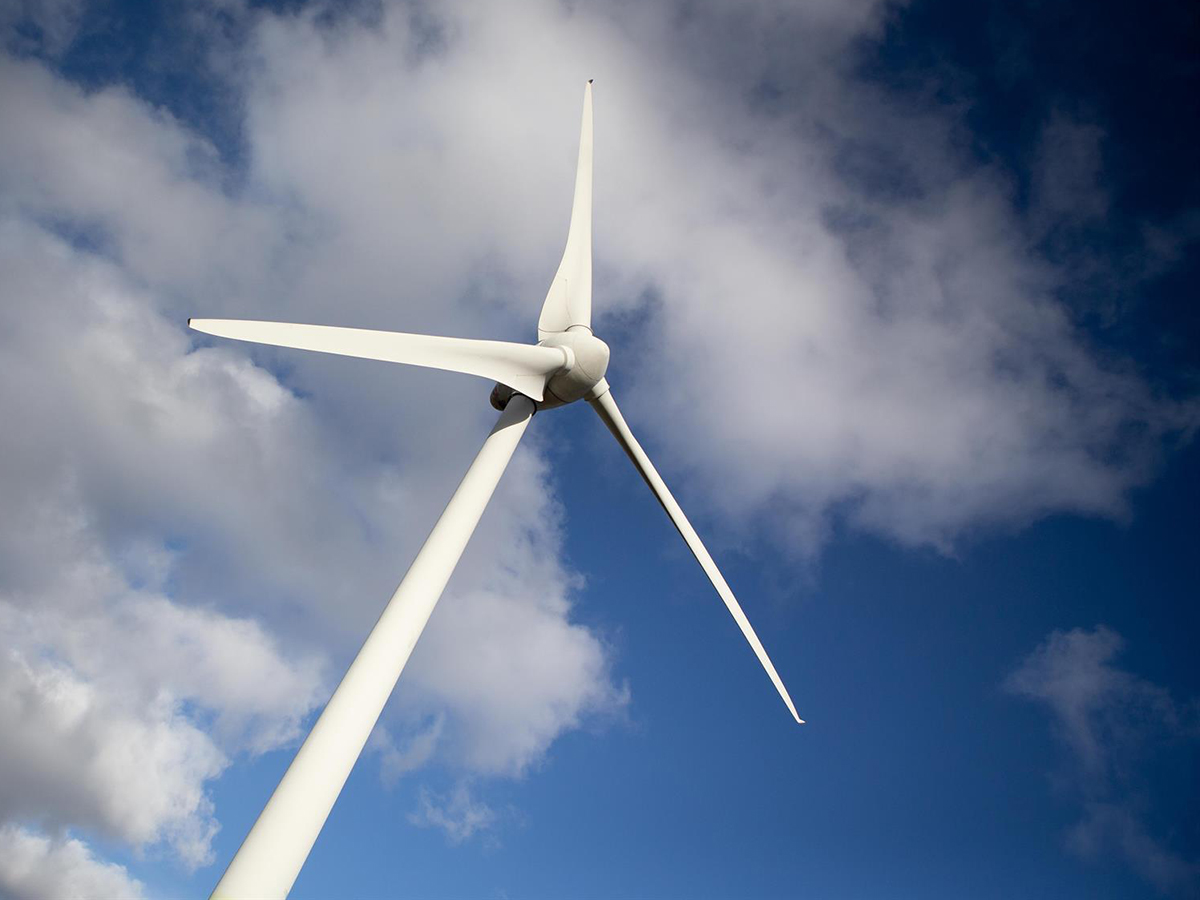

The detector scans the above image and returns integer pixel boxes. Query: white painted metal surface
[537,81,593,340]
[189,319,566,402]
[588,382,804,724]
[209,396,536,900]
[539,327,610,407]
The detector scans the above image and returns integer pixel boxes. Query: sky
[0,0,1197,898]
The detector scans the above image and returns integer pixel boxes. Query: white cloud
[0,476,325,867]
[0,0,1194,885]
[394,442,629,777]
[5,0,1186,561]
[402,582,629,777]
[0,225,327,866]
[0,3,629,873]
[230,0,1192,559]
[0,825,145,900]
[0,211,613,863]
[1007,626,1200,894]
[0,647,224,867]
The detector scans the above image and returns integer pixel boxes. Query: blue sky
[0,1,1197,898]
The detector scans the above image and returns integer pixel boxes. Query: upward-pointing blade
[588,383,804,724]
[537,81,594,340]
[188,319,566,402]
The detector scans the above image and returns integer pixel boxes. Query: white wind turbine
[194,82,801,900]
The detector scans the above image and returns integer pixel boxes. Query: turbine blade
[588,382,804,724]
[538,81,593,340]
[189,319,565,402]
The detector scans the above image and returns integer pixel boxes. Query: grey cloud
[1030,111,1110,232]
[0,825,146,900]
[1068,803,1200,895]
[0,0,86,59]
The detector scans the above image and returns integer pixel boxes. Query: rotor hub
[538,327,610,409]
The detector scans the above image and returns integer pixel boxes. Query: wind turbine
[194,81,801,900]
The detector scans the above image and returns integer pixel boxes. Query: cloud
[219,0,1194,558]
[1067,803,1200,895]
[408,782,497,845]
[0,0,1195,885]
[376,715,446,786]
[1006,626,1200,894]
[400,582,630,777]
[0,3,629,875]
[0,205,616,863]
[0,0,86,59]
[1030,111,1110,234]
[5,0,1188,559]
[0,441,326,870]
[0,644,224,867]
[0,825,145,900]
[0,222,317,868]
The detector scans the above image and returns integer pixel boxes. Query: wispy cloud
[408,782,497,845]
[376,715,446,786]
[1006,626,1200,894]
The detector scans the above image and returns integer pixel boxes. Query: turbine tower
[194,81,801,900]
